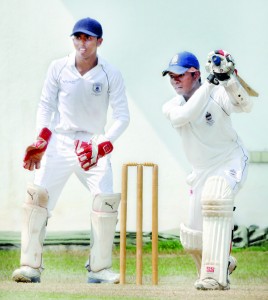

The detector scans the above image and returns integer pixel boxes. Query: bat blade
[236,74,259,97]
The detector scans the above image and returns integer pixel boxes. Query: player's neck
[75,55,98,76]
[184,82,201,101]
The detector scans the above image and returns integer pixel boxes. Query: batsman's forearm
[164,82,215,128]
[225,76,253,112]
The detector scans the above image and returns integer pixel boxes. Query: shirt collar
[67,52,105,67]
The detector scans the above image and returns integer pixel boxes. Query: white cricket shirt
[163,82,252,170]
[37,52,130,142]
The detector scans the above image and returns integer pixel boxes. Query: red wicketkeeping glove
[75,136,113,171]
[23,128,52,171]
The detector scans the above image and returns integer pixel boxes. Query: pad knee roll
[92,193,120,212]
[21,184,49,269]
[26,183,49,208]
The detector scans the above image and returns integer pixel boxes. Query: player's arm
[206,50,253,112]
[224,76,253,112]
[23,61,60,171]
[103,69,130,143]
[36,60,60,131]
[162,82,215,128]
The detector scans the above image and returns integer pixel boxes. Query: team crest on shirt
[92,83,102,94]
[205,111,215,126]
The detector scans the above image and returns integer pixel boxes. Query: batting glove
[23,127,52,171]
[205,50,236,84]
[75,135,113,171]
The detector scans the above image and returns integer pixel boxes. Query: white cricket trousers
[33,131,113,213]
[187,151,249,231]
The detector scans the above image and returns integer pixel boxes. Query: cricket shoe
[12,266,41,283]
[87,268,120,284]
[228,255,237,275]
[194,278,230,290]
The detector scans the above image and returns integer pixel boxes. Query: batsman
[162,50,253,290]
[12,17,129,284]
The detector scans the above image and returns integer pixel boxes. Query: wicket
[120,162,158,285]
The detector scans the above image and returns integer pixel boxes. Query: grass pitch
[0,242,267,299]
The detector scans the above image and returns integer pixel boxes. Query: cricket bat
[236,74,259,97]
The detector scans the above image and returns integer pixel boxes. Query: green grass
[1,241,267,281]
[0,241,267,299]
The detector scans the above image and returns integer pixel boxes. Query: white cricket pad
[180,223,202,277]
[200,176,234,286]
[20,184,48,269]
[92,193,120,212]
[90,193,120,272]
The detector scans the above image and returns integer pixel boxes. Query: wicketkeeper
[12,17,130,284]
[162,50,253,290]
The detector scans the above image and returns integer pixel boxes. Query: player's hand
[75,135,113,171]
[23,128,52,171]
[205,50,236,83]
